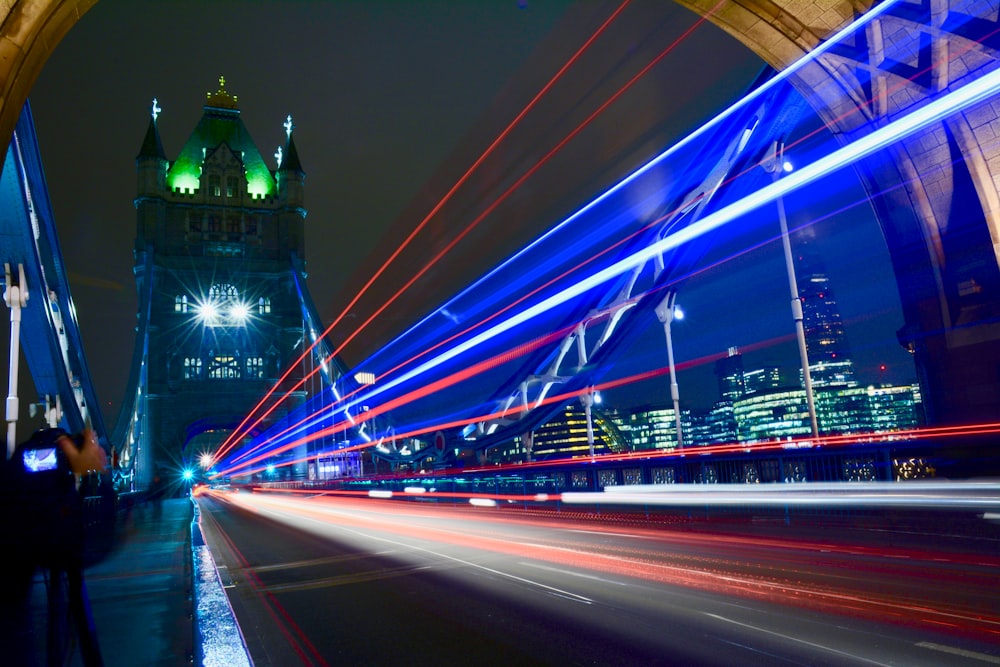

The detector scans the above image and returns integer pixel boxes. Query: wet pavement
[12,497,249,666]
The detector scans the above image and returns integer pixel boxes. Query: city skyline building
[524,405,628,459]
[714,347,745,401]
[795,238,858,388]
[743,366,796,395]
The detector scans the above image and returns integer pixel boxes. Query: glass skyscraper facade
[796,241,857,388]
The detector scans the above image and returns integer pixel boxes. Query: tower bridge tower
[131,77,323,480]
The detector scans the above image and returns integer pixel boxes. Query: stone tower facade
[133,77,310,479]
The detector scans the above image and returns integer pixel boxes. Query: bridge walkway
[10,497,248,667]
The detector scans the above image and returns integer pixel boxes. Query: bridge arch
[1,0,998,426]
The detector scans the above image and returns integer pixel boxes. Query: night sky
[17,0,914,429]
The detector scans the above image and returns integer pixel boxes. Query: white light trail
[562,480,1000,510]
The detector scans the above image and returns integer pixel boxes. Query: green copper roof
[165,78,276,198]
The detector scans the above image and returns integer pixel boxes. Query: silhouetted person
[1,427,108,666]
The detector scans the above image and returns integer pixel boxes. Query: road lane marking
[520,561,631,587]
[292,511,595,605]
[917,642,1000,664]
[257,564,434,594]
[247,550,398,573]
[703,612,893,666]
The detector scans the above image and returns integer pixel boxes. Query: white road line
[289,508,595,605]
[703,612,893,667]
[519,561,631,587]
[917,642,1000,664]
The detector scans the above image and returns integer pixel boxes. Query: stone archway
[2,0,999,426]
[0,1,96,172]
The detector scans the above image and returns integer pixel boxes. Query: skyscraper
[714,346,745,401]
[795,239,856,387]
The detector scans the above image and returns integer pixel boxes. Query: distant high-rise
[743,366,794,394]
[795,240,856,387]
[527,405,629,459]
[714,347,745,401]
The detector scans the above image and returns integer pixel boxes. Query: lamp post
[764,140,819,438]
[655,291,684,449]
[580,388,596,458]
[4,263,27,459]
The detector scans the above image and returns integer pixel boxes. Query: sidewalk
[19,497,250,667]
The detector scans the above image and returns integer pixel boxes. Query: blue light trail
[216,0,1000,476]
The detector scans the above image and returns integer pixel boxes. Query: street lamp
[764,140,819,438]
[580,388,597,457]
[655,291,684,449]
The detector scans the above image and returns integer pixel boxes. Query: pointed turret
[276,114,305,209]
[280,133,304,175]
[136,98,167,195]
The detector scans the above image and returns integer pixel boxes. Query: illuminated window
[174,295,189,313]
[206,243,243,258]
[209,174,221,197]
[258,297,271,314]
[226,176,238,198]
[183,357,202,380]
[208,356,240,380]
[210,284,239,303]
[246,357,264,379]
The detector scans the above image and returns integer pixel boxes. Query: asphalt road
[195,489,1000,666]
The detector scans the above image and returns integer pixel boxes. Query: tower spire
[137,97,166,161]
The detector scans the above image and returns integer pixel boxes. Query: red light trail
[213,1,635,460]
[214,0,733,462]
[217,4,1000,479]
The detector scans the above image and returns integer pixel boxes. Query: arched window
[246,357,264,379]
[174,295,189,313]
[208,355,241,380]
[258,296,271,314]
[209,284,239,303]
[183,357,202,380]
